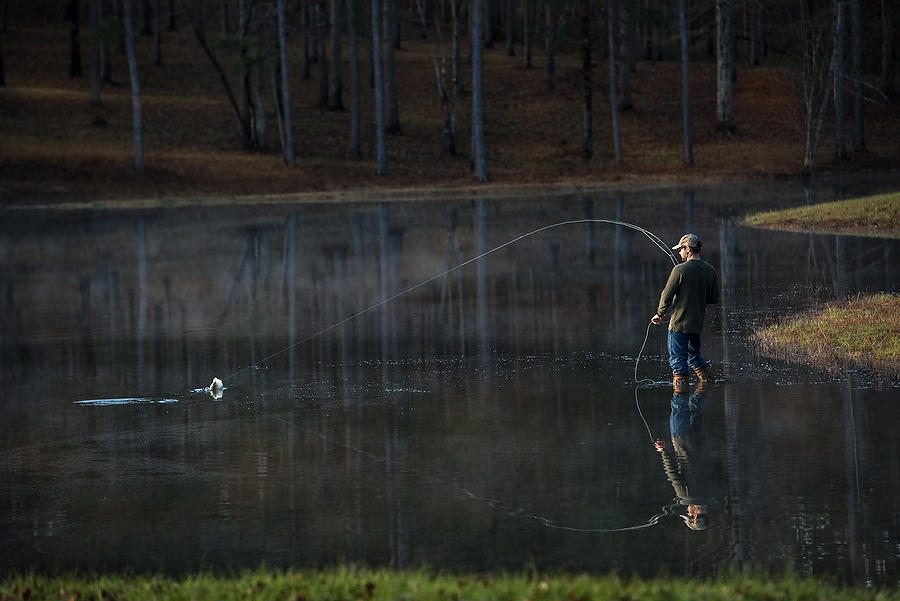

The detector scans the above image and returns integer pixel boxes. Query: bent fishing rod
[218,218,678,385]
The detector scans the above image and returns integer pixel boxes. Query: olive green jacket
[657,258,719,334]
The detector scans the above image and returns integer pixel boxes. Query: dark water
[2,178,899,584]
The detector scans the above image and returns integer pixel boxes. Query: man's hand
[650,314,662,325]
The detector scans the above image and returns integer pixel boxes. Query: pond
[1,176,899,585]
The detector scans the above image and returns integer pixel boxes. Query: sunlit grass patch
[754,293,900,377]
[744,192,900,238]
[4,568,900,601]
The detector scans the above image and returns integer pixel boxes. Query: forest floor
[2,18,900,207]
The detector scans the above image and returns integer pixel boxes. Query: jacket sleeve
[707,269,719,305]
[657,268,680,316]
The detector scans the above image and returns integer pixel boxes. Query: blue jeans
[670,391,707,438]
[668,330,709,375]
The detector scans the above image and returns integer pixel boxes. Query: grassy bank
[4,568,900,601]
[754,293,900,377]
[743,192,900,238]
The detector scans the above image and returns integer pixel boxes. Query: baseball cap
[672,233,702,250]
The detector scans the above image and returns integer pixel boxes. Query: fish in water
[209,377,224,399]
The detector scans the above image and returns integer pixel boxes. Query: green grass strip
[744,191,900,238]
[754,293,900,376]
[3,567,900,601]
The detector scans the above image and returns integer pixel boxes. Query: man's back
[658,259,718,333]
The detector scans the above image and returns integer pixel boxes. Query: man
[651,233,718,390]
[654,380,714,531]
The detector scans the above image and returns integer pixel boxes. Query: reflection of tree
[373,202,411,567]
[284,214,297,381]
[474,199,491,376]
[136,219,148,392]
[843,377,859,579]
[718,217,743,568]
[439,209,466,357]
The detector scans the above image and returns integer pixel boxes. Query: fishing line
[460,487,682,533]
[221,218,678,383]
[633,318,669,443]
[217,218,680,534]
[236,392,682,534]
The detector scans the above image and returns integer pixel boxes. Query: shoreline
[5,171,898,211]
[753,293,900,381]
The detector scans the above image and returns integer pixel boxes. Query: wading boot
[693,380,711,397]
[694,364,713,383]
[673,372,690,393]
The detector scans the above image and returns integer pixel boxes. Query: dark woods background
[0,0,898,196]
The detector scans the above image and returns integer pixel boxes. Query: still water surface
[2,178,899,584]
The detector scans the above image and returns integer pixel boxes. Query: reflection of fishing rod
[220,218,678,384]
[234,390,682,534]
[216,219,682,534]
[461,488,682,533]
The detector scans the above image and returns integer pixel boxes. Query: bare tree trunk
[545,0,557,90]
[0,29,5,86]
[116,0,125,52]
[221,1,230,35]
[153,0,161,65]
[471,0,489,180]
[833,0,846,160]
[384,0,400,132]
[255,9,267,147]
[239,0,258,146]
[715,0,735,133]
[506,0,515,56]
[348,0,362,157]
[101,0,112,83]
[254,65,266,148]
[607,0,622,164]
[749,0,762,65]
[141,0,153,35]
[798,0,835,172]
[69,0,84,76]
[372,0,388,173]
[123,0,144,172]
[490,0,501,47]
[330,0,345,110]
[181,0,254,147]
[524,0,533,67]
[316,1,329,108]
[278,0,295,164]
[450,0,461,154]
[270,60,286,152]
[581,0,592,159]
[641,0,649,60]
[850,0,865,151]
[302,0,312,78]
[91,0,102,101]
[617,0,634,110]
[168,0,176,29]
[883,0,895,96]
[415,0,458,155]
[679,0,692,165]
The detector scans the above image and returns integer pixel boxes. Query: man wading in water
[651,233,719,391]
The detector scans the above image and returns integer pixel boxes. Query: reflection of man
[651,233,718,391]
[655,382,714,531]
